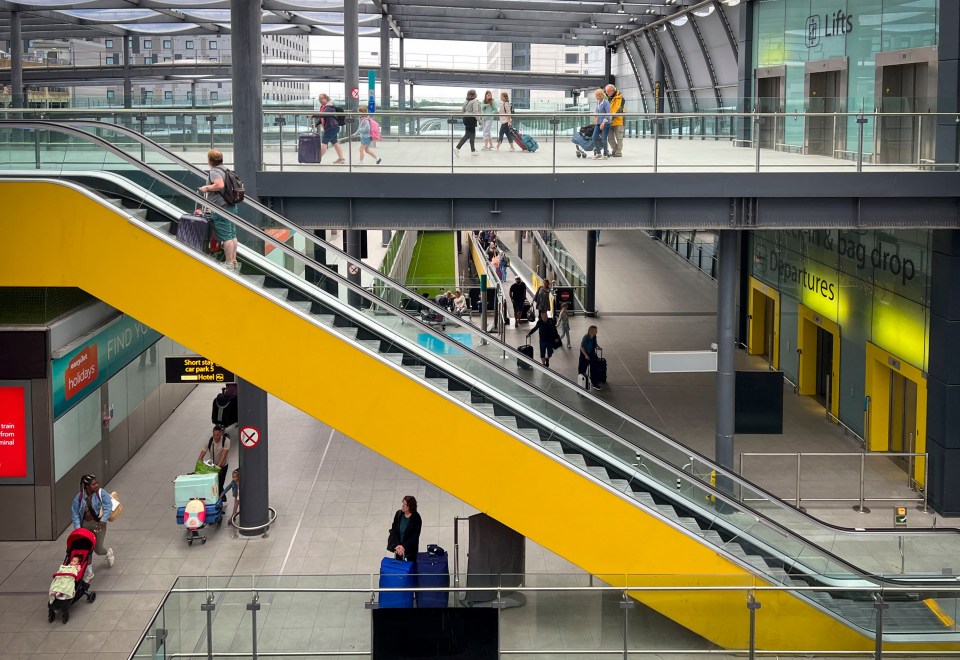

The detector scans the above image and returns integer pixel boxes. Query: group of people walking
[456,90,517,156]
[590,84,625,160]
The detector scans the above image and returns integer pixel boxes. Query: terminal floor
[501,229,948,530]
[0,385,736,660]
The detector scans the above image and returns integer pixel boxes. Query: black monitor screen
[372,608,498,659]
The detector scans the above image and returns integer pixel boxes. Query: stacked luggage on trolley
[174,463,224,545]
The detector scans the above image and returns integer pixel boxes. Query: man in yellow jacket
[605,84,625,157]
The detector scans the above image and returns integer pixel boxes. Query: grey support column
[735,0,755,145]
[604,46,612,83]
[585,230,598,317]
[346,228,363,308]
[398,38,406,135]
[345,0,360,113]
[515,230,523,260]
[936,3,959,167]
[237,377,270,536]
[380,14,391,135]
[10,10,23,109]
[231,0,263,198]
[715,230,737,480]
[122,37,133,109]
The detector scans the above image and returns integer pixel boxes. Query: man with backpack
[315,93,346,164]
[198,149,241,270]
[605,84,625,158]
[198,425,231,496]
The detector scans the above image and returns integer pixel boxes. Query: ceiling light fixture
[720,0,741,5]
[693,5,715,17]
[668,14,688,26]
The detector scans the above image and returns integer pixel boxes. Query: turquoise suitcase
[174,473,219,508]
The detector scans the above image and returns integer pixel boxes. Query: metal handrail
[739,452,929,515]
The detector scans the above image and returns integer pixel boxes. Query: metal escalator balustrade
[4,122,960,638]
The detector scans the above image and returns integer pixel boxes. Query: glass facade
[748,229,931,436]
[753,0,939,151]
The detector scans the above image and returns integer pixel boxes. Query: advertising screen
[0,385,29,480]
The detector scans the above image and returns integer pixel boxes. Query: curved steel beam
[621,39,649,112]
[665,23,699,113]
[714,0,738,60]
[687,11,723,111]
[630,35,660,112]
[645,30,679,112]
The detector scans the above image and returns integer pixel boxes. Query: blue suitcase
[518,133,539,153]
[379,557,415,608]
[176,501,223,526]
[416,551,450,608]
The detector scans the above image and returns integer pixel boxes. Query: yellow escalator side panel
[3,181,956,653]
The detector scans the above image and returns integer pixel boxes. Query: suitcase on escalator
[379,557,415,608]
[416,547,450,608]
[517,339,535,370]
[175,213,210,251]
[298,131,322,163]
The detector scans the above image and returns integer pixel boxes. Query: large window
[163,39,172,49]
[186,41,195,50]
[209,40,218,50]
[565,53,579,64]
[164,91,173,100]
[105,39,114,48]
[143,39,152,49]
[105,55,115,65]
[106,90,115,100]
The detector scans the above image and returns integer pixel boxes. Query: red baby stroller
[48,528,97,624]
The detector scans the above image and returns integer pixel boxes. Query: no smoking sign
[239,425,260,449]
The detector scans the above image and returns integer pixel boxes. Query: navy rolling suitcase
[416,549,450,608]
[379,557,415,608]
[176,213,210,251]
[517,340,534,370]
[592,348,608,385]
[298,132,322,163]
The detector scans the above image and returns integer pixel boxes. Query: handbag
[102,490,123,522]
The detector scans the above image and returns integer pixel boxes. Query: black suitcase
[592,348,608,385]
[517,341,534,369]
[298,132,322,163]
[416,549,450,608]
[521,300,534,323]
[176,213,210,251]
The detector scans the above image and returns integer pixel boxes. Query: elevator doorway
[875,48,937,165]
[747,277,779,369]
[756,68,784,150]
[797,306,840,420]
[806,62,845,156]
[865,343,927,488]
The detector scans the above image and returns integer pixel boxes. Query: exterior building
[0,37,108,106]
[485,42,595,109]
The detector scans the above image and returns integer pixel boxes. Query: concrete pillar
[10,10,23,109]
[122,36,133,110]
[585,230,598,317]
[715,230,737,477]
[346,227,363,308]
[344,0,360,113]
[926,231,960,514]
[231,0,263,198]
[237,377,270,536]
[735,0,754,145]
[398,37,406,135]
[936,3,960,167]
[379,14,392,135]
[515,230,523,260]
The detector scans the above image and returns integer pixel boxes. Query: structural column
[237,377,270,535]
[122,36,133,110]
[585,230,598,317]
[10,10,23,109]
[344,0,363,302]
[935,2,960,167]
[735,0,754,146]
[230,0,263,198]
[715,230,737,478]
[604,46,612,82]
[398,37,406,135]
[379,14,392,135]
[653,43,665,115]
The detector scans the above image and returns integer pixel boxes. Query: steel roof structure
[0,0,741,47]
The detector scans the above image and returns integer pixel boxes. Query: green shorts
[210,206,237,241]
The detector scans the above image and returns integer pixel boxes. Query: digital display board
[165,357,235,384]
[0,382,33,482]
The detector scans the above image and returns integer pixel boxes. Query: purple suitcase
[298,132,322,163]
[176,213,210,251]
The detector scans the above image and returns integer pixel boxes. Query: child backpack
[368,119,382,141]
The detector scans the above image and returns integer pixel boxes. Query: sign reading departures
[165,357,235,384]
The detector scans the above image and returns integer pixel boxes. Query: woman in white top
[497,92,515,151]
[453,290,468,316]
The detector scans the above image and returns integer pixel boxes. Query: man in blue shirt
[314,93,346,164]
[71,475,115,567]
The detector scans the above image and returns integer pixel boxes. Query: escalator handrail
[5,121,957,548]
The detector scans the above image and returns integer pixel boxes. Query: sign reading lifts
[165,357,235,384]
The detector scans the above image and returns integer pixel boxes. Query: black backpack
[332,106,346,124]
[213,166,245,205]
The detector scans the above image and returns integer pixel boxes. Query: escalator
[2,121,960,652]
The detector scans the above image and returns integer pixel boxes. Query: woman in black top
[387,495,422,563]
[527,311,559,367]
